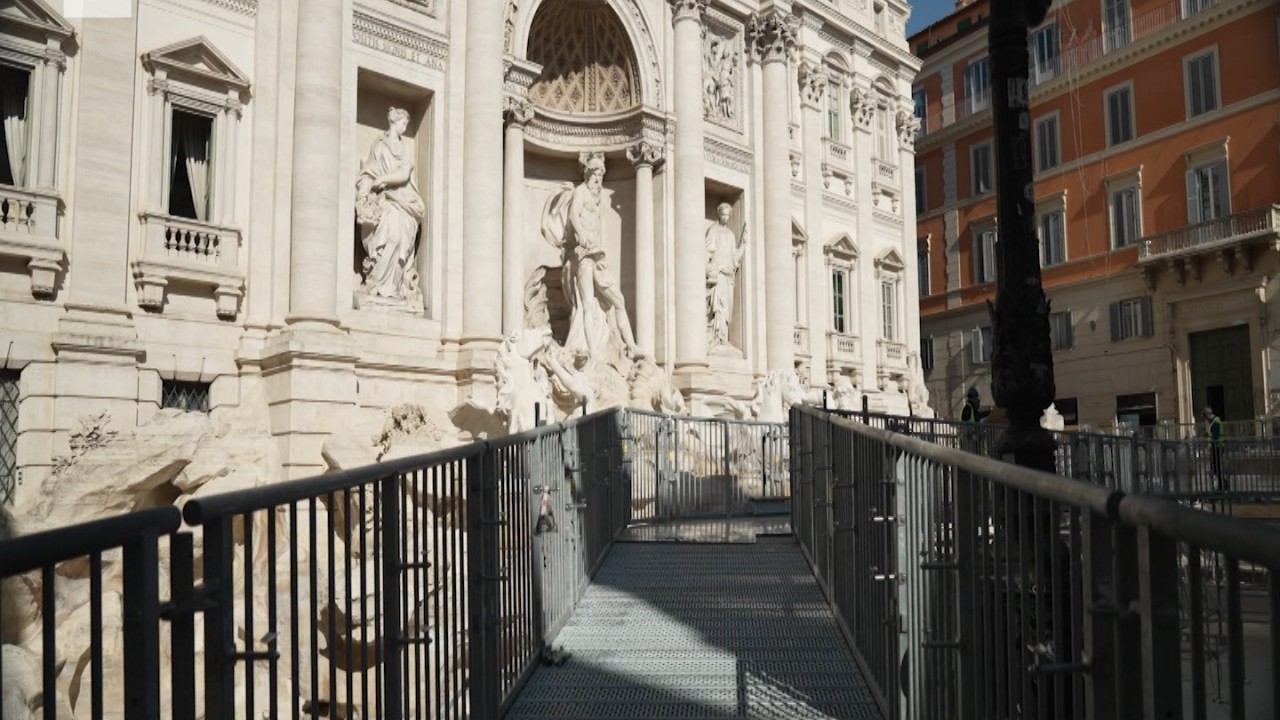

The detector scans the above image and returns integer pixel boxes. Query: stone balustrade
[826,332,860,362]
[822,138,853,174]
[0,184,64,298]
[132,211,245,318]
[793,326,809,356]
[877,338,907,370]
[873,158,897,184]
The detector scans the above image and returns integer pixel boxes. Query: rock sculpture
[628,356,686,415]
[906,353,933,417]
[355,107,426,312]
[703,34,736,121]
[541,152,644,363]
[750,369,809,422]
[1041,403,1065,431]
[833,374,862,411]
[706,203,745,354]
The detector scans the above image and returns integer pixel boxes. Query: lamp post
[988,0,1055,472]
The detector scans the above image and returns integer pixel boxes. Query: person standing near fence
[960,387,982,453]
[1203,406,1226,491]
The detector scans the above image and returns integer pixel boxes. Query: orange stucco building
[909,0,1280,431]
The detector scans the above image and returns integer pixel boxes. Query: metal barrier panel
[0,507,181,720]
[793,406,1280,720]
[623,409,788,521]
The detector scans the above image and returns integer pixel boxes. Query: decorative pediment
[142,37,250,93]
[875,247,906,272]
[791,218,807,245]
[825,232,858,260]
[0,0,74,43]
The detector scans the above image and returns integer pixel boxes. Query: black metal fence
[794,405,1280,720]
[0,409,628,720]
[622,409,790,522]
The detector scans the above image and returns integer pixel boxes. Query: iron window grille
[1,370,17,505]
[161,380,211,413]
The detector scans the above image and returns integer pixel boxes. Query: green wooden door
[1189,325,1254,433]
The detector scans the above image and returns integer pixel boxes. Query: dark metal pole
[988,0,1055,472]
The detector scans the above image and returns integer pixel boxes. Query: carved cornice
[524,104,667,152]
[667,0,707,24]
[382,0,436,18]
[503,96,534,128]
[503,56,543,99]
[352,9,449,71]
[747,10,798,65]
[627,140,666,170]
[798,62,829,110]
[196,0,256,16]
[704,136,752,175]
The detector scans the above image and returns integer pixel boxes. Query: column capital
[667,0,707,25]
[798,62,829,110]
[626,140,665,170]
[896,108,920,153]
[147,77,169,97]
[849,86,875,132]
[747,10,799,65]
[42,49,66,69]
[503,95,535,128]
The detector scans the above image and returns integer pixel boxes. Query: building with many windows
[910,0,1280,431]
[0,0,929,509]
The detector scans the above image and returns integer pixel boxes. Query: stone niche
[521,151,636,344]
[704,183,746,356]
[351,70,433,317]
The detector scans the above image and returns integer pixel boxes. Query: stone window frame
[133,37,251,319]
[917,235,930,297]
[825,233,859,337]
[1034,110,1061,174]
[1183,136,1230,224]
[0,0,73,299]
[793,221,809,331]
[1103,79,1136,147]
[874,248,906,343]
[1036,189,1068,267]
[1105,164,1143,249]
[1182,44,1220,120]
[970,213,997,285]
[970,139,993,197]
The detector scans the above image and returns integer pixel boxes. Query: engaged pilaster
[798,61,829,386]
[627,140,665,354]
[502,97,534,334]
[749,9,799,372]
[461,0,506,344]
[285,0,345,327]
[668,0,709,370]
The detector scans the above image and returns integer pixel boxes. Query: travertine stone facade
[0,0,925,506]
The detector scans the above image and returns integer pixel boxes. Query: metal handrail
[0,505,182,577]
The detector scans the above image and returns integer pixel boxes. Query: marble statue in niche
[703,33,736,121]
[705,202,745,354]
[541,151,645,363]
[355,107,426,313]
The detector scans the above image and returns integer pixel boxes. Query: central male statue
[542,152,644,362]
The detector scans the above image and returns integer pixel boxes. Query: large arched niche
[509,0,663,111]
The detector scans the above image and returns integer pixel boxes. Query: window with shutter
[1188,161,1230,225]
[982,231,997,282]
[1139,296,1154,337]
[921,337,935,371]
[971,142,992,195]
[1039,211,1065,266]
[971,328,984,363]
[915,166,926,214]
[1109,302,1123,342]
[831,269,847,334]
[917,246,930,296]
[827,80,842,140]
[1049,311,1074,350]
[881,281,896,340]
[1111,297,1151,341]
[1187,52,1217,118]
[1111,188,1138,247]
[965,57,991,113]
[1106,87,1133,146]
[1104,0,1130,51]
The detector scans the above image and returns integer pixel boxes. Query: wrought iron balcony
[1136,205,1280,279]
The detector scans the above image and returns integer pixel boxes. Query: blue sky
[906,0,957,36]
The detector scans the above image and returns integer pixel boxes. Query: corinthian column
[502,98,533,334]
[627,140,665,353]
[668,0,708,370]
[749,10,799,371]
[798,61,829,387]
[286,0,344,327]
[462,0,506,343]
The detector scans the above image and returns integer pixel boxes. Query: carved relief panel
[703,10,744,133]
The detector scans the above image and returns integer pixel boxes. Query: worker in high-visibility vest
[960,387,982,453]
[1203,406,1226,491]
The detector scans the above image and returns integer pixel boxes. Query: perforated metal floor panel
[504,538,883,720]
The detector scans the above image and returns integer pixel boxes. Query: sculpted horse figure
[751,369,809,423]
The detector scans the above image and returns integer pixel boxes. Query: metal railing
[622,409,790,523]
[792,405,1280,720]
[0,409,629,720]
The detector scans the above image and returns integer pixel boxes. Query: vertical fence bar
[121,528,161,720]
[1137,527,1182,720]
[381,474,404,720]
[169,533,196,720]
[203,514,235,720]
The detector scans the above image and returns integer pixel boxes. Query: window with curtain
[831,268,848,334]
[964,57,990,114]
[0,64,32,188]
[169,109,214,221]
[880,281,896,340]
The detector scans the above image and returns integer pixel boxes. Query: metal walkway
[504,536,881,720]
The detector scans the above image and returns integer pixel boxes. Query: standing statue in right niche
[706,202,746,353]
